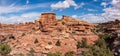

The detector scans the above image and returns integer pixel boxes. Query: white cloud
[102,8,120,21]
[51,1,70,10]
[21,12,40,18]
[74,2,85,10]
[72,15,78,18]
[51,0,83,10]
[0,6,29,14]
[72,14,106,23]
[72,7,120,23]
[66,0,77,6]
[111,0,120,8]
[111,0,120,4]
[101,2,107,8]
[26,0,29,5]
[0,3,49,14]
[71,0,120,23]
[0,12,40,24]
[80,14,106,23]
[87,8,97,12]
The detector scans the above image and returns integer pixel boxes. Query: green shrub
[95,38,106,48]
[81,38,87,48]
[98,33,110,39]
[48,42,52,45]
[54,51,62,56]
[19,53,24,56]
[55,40,61,46]
[82,45,114,56]
[77,38,87,48]
[34,38,39,44]
[77,42,81,49]
[28,48,35,56]
[0,43,11,55]
[82,37,114,56]
[47,52,54,56]
[21,33,25,36]
[62,21,65,25]
[47,51,62,56]
[65,51,75,56]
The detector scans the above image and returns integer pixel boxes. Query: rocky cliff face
[0,12,98,56]
[36,13,94,35]
[95,19,120,56]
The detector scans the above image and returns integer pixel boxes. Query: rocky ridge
[0,12,98,56]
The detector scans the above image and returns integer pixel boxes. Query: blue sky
[0,0,120,24]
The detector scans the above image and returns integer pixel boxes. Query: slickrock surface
[0,12,98,55]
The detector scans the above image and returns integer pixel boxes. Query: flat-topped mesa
[39,12,57,26]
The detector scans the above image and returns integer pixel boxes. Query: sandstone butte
[0,12,99,56]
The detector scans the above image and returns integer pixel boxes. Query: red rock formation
[0,12,99,56]
[40,12,57,26]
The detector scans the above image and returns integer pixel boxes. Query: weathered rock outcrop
[35,13,95,35]
[0,12,99,56]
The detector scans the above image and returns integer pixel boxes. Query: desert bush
[29,48,35,56]
[21,33,25,36]
[34,38,39,44]
[55,40,61,46]
[48,42,52,45]
[62,21,65,25]
[19,53,24,56]
[65,51,75,56]
[77,38,87,48]
[0,43,11,55]
[77,42,81,49]
[47,51,62,56]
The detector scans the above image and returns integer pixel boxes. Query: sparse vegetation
[21,33,25,36]
[82,35,114,56]
[95,38,106,48]
[91,29,97,35]
[28,48,35,56]
[83,44,114,56]
[55,40,61,46]
[81,38,87,48]
[77,38,87,48]
[77,42,81,49]
[62,21,65,25]
[47,52,54,56]
[19,53,24,56]
[98,33,110,39]
[0,43,11,55]
[34,38,39,44]
[47,51,62,56]
[48,42,52,45]
[65,51,75,56]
